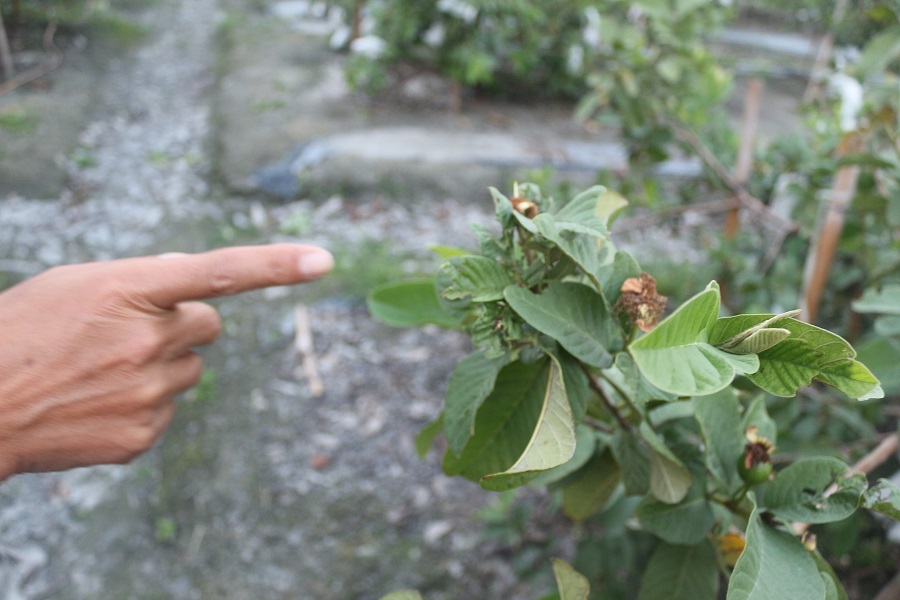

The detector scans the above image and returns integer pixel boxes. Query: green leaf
[504,281,618,368]
[551,559,591,600]
[552,348,593,422]
[722,314,885,399]
[597,249,642,307]
[444,350,510,455]
[637,485,715,545]
[812,550,849,600]
[530,425,597,487]
[857,337,900,394]
[641,423,693,504]
[875,315,900,337]
[741,395,777,446]
[415,415,443,459]
[605,352,678,407]
[367,279,460,329]
[443,359,551,480]
[718,323,792,355]
[745,338,821,398]
[729,328,791,355]
[710,310,799,352]
[852,284,900,315]
[440,256,512,302]
[764,458,862,524]
[631,282,759,396]
[533,217,613,290]
[637,542,719,600]
[594,188,629,226]
[648,451,693,505]
[562,450,622,522]
[428,244,472,259]
[610,429,652,496]
[816,359,883,401]
[856,26,900,80]
[727,501,825,600]
[482,357,577,491]
[862,478,900,521]
[379,592,423,600]
[692,389,745,494]
[548,185,612,236]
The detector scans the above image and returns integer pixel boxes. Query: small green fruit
[737,454,773,485]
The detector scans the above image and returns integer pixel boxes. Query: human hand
[0,244,333,480]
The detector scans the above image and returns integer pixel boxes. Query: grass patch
[324,239,425,301]
[0,109,39,134]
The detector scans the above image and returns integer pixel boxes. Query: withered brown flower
[614,272,667,333]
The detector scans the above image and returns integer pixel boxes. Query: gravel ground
[0,1,570,598]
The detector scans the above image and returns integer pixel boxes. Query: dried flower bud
[801,531,817,553]
[614,272,667,332]
[737,425,776,484]
[512,198,540,219]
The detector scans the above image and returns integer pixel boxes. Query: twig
[802,0,850,103]
[794,432,899,535]
[850,432,899,476]
[725,78,763,239]
[666,118,799,234]
[581,364,633,432]
[800,134,862,323]
[0,20,63,97]
[758,223,795,275]
[293,304,325,397]
[615,197,740,232]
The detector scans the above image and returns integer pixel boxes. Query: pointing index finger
[133,244,334,307]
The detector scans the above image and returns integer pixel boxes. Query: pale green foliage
[551,558,590,600]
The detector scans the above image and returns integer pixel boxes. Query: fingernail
[297,249,334,280]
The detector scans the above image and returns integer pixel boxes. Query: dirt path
[0,2,556,598]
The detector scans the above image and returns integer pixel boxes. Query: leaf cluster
[344,0,600,99]
[369,183,890,599]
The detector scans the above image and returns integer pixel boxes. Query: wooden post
[724,78,764,238]
[0,10,15,80]
[803,0,850,103]
[719,78,763,308]
[799,135,862,323]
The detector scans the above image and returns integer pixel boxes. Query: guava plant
[368,183,897,599]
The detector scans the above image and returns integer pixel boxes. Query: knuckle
[206,267,240,297]
[119,425,159,459]
[124,328,167,366]
[117,403,174,461]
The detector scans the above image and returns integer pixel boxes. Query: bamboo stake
[803,0,850,103]
[799,135,862,323]
[725,78,763,238]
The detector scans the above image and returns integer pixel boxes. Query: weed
[251,98,286,112]
[0,110,38,134]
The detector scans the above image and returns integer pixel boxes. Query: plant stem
[581,364,634,432]
[710,493,753,521]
